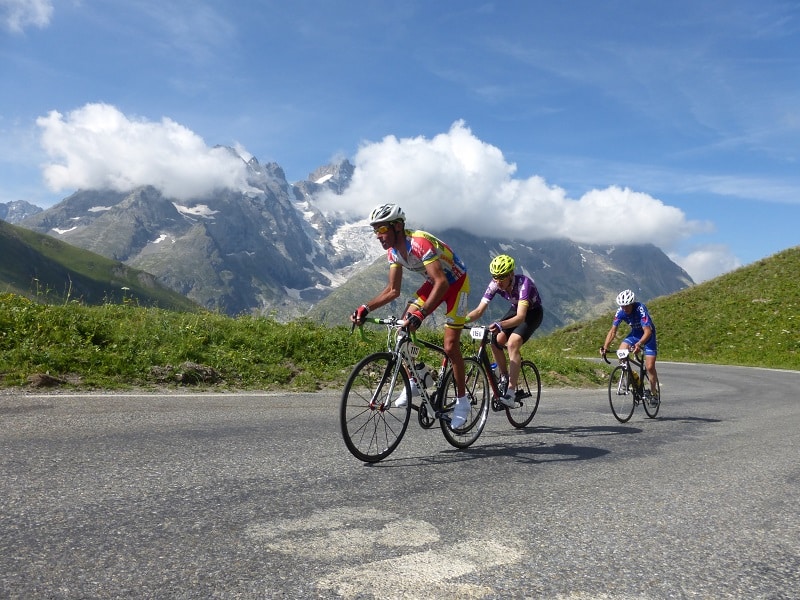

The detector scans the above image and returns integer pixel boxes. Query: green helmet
[489,254,515,278]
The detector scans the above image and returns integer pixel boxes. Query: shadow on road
[372,438,612,467]
[649,416,722,424]
[524,424,642,437]
[449,439,611,464]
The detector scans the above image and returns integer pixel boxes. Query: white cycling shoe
[449,396,471,429]
[498,388,516,408]
[394,380,419,407]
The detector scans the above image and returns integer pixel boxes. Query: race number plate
[470,327,485,340]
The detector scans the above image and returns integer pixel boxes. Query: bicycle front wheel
[608,366,636,423]
[339,352,412,463]
[642,374,661,419]
[440,357,489,449]
[505,359,541,428]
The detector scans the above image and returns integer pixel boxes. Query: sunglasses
[493,273,511,282]
[373,224,392,235]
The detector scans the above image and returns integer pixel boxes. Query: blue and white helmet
[616,289,635,306]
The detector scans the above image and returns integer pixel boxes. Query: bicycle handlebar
[350,316,414,341]
[601,346,642,365]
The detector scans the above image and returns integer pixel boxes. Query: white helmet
[369,203,405,226]
[616,289,635,306]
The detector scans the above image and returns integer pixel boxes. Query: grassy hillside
[537,245,800,370]
[0,246,797,391]
[0,220,198,311]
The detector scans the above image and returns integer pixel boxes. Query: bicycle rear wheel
[339,352,412,462]
[505,359,541,428]
[608,366,636,423]
[439,357,489,449]
[642,374,661,418]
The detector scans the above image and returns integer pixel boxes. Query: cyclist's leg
[395,293,424,405]
[440,276,470,397]
[443,326,465,396]
[489,336,507,377]
[643,336,659,397]
[440,356,489,446]
[506,304,542,391]
[505,333,524,390]
[441,279,471,426]
[491,306,516,379]
[620,334,638,352]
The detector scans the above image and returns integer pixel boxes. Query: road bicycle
[340,316,489,463]
[467,324,541,428]
[603,348,661,422]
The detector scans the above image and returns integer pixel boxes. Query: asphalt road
[1,362,798,599]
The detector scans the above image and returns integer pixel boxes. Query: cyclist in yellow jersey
[351,203,472,428]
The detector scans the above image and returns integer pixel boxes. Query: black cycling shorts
[493,304,543,345]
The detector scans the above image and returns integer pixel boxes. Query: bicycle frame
[604,347,660,422]
[390,322,451,422]
[360,317,462,422]
[468,325,506,403]
[340,316,490,462]
[466,324,542,428]
[614,348,645,398]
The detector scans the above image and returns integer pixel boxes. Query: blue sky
[2,0,799,283]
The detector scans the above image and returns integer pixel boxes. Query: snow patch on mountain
[172,203,218,218]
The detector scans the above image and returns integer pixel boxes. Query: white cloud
[671,245,742,284]
[36,103,252,201]
[1,0,53,32]
[318,120,711,250]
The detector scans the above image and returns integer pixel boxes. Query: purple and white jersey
[480,274,542,308]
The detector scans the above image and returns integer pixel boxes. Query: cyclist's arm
[501,300,529,329]
[633,324,653,351]
[601,324,619,354]
[466,299,489,323]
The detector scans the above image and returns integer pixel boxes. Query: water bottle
[416,362,434,389]
[630,368,640,386]
[490,362,500,380]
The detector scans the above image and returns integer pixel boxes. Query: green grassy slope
[0,245,796,391]
[537,246,800,370]
[0,220,198,311]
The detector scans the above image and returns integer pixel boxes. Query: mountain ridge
[0,219,199,311]
[10,153,694,331]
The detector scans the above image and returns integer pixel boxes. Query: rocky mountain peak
[9,154,692,329]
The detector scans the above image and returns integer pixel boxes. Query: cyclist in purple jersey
[466,255,543,406]
[600,289,660,403]
[351,203,472,429]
